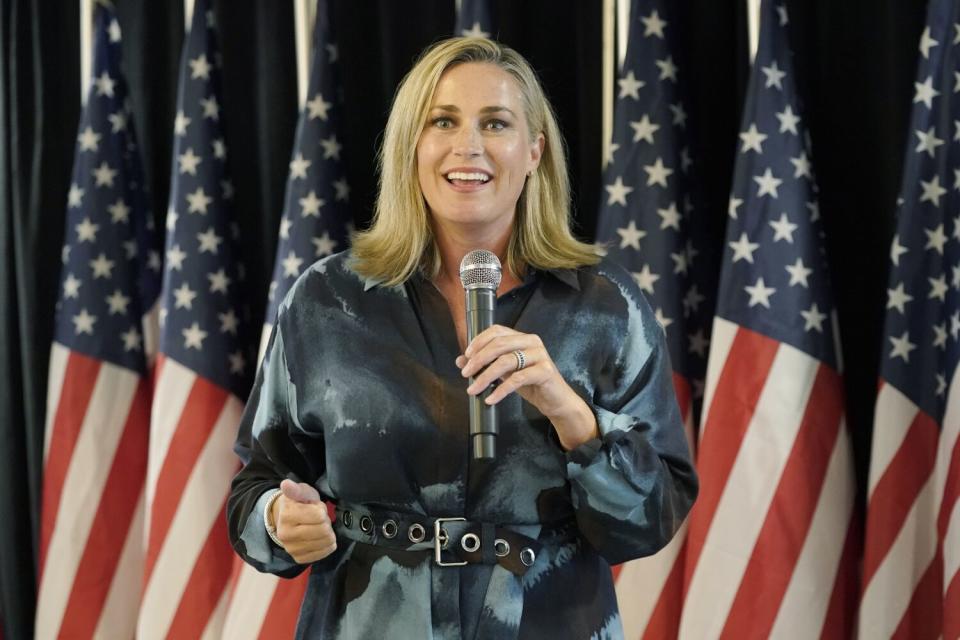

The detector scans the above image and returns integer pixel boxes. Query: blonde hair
[351,36,599,286]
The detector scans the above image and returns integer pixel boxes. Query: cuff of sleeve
[565,436,603,467]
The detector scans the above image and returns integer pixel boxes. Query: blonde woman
[228,37,696,639]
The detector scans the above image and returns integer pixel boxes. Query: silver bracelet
[262,488,284,547]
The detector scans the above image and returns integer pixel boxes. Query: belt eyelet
[341,510,353,528]
[359,515,374,534]
[381,519,398,539]
[408,523,426,543]
[460,532,480,553]
[519,547,536,566]
[494,538,510,557]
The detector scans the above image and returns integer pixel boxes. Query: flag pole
[183,0,194,31]
[747,0,760,65]
[293,0,316,108]
[80,0,93,105]
[601,0,615,169]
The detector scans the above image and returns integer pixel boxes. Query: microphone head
[459,249,502,291]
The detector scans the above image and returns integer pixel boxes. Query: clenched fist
[269,479,337,564]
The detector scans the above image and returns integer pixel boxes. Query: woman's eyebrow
[429,104,516,117]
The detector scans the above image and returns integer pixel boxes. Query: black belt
[334,504,573,577]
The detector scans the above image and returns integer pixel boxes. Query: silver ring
[408,523,426,543]
[381,519,398,539]
[494,538,510,557]
[519,547,536,566]
[513,350,526,371]
[460,533,481,553]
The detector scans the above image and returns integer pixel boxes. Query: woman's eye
[432,117,454,129]
[485,120,507,131]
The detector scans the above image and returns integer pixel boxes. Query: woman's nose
[453,125,482,157]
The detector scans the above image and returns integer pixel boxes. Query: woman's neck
[432,220,513,290]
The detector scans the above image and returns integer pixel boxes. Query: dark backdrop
[0,0,925,637]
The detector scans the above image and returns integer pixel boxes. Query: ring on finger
[513,349,526,371]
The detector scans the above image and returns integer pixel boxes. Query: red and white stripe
[222,565,308,640]
[615,372,694,639]
[679,318,857,639]
[221,322,308,640]
[859,367,960,640]
[35,341,152,639]
[137,355,244,640]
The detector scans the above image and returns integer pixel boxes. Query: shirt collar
[362,266,580,292]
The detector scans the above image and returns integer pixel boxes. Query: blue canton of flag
[456,0,494,38]
[595,0,710,395]
[265,0,351,327]
[880,0,960,422]
[718,0,838,368]
[55,5,160,372]
[159,0,249,396]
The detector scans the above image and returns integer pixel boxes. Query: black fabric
[0,1,78,638]
[0,0,931,635]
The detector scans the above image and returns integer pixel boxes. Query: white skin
[272,62,597,563]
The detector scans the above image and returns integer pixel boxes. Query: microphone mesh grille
[459,250,502,289]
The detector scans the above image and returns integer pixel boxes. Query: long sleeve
[565,275,698,565]
[227,320,324,577]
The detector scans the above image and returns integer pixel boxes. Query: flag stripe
[146,356,194,511]
[944,562,960,640]
[684,321,780,585]
[39,350,101,573]
[891,550,942,640]
[859,473,939,639]
[144,372,228,582]
[35,361,139,640]
[201,581,233,640]
[223,563,276,640]
[94,491,146,638]
[939,434,960,537]
[616,523,686,638]
[639,538,686,640]
[862,409,938,588]
[721,365,844,638]
[868,382,917,495]
[819,514,861,640]
[139,394,241,637]
[681,339,818,640]
[57,377,150,638]
[166,496,234,640]
[258,574,309,640]
[698,316,737,438]
[43,343,70,462]
[769,417,855,639]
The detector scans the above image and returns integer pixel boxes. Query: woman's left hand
[456,324,599,450]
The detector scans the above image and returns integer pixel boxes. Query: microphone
[459,249,502,460]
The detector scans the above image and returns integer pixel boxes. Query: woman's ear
[529,132,545,172]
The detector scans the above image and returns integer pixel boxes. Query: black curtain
[0,1,927,637]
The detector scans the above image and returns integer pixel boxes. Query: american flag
[36,5,161,638]
[678,2,858,638]
[859,0,960,636]
[594,1,710,636]
[455,0,494,38]
[222,2,351,637]
[137,1,251,637]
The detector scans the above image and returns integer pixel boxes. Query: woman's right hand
[270,479,338,564]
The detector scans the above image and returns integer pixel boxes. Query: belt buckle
[434,517,468,567]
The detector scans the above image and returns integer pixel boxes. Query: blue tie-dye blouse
[227,251,697,640]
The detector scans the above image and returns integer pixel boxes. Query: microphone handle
[465,287,497,459]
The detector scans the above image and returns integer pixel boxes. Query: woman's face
[417,62,544,240]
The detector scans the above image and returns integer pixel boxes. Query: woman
[228,37,696,639]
